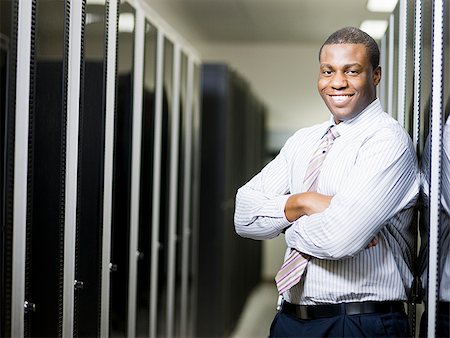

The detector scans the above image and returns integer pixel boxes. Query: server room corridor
[1,1,449,338]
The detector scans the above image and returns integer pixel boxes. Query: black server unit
[110,73,133,337]
[0,1,14,336]
[26,61,107,337]
[197,64,265,337]
[135,86,156,338]
[74,61,106,337]
[27,60,66,337]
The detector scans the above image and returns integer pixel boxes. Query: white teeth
[331,95,350,103]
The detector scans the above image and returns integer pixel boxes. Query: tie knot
[326,125,339,142]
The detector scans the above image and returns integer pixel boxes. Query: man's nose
[331,72,347,89]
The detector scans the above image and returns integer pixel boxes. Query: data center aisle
[230,282,279,338]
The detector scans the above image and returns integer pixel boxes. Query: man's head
[319,27,380,70]
[317,27,381,124]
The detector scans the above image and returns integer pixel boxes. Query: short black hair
[319,27,380,70]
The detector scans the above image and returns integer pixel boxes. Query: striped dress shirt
[234,99,420,304]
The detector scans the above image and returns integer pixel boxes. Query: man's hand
[285,192,333,222]
[367,236,379,248]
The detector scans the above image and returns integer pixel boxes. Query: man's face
[318,43,381,124]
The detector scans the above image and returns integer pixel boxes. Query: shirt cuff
[270,194,293,231]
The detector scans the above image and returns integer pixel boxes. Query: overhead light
[119,13,134,33]
[360,20,388,39]
[86,0,105,5]
[86,13,103,25]
[367,0,399,12]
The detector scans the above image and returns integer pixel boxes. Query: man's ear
[373,66,381,86]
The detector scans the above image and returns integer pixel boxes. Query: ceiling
[145,0,392,46]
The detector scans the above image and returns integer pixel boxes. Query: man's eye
[322,70,332,75]
[347,70,358,75]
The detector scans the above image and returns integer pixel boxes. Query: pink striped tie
[275,126,339,294]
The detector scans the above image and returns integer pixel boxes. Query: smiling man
[234,27,420,337]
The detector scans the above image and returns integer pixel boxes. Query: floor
[229,282,279,338]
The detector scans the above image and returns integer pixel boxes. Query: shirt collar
[328,98,383,135]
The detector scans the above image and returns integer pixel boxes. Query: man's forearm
[284,192,333,222]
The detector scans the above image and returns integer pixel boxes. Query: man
[234,27,419,337]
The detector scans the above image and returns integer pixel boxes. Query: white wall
[198,43,331,280]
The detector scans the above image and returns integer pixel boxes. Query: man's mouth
[328,94,354,104]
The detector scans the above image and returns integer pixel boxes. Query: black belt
[282,301,405,320]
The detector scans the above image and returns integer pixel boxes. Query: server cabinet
[173,52,189,338]
[0,1,112,336]
[110,71,133,335]
[1,0,201,337]
[0,1,15,336]
[421,1,450,337]
[135,19,157,338]
[25,1,68,335]
[154,37,173,338]
[187,62,202,338]
[197,64,265,337]
[73,1,108,335]
[109,3,135,336]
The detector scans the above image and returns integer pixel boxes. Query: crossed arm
[234,129,417,259]
[285,192,378,248]
[284,192,332,222]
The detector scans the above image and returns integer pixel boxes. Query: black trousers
[269,310,410,337]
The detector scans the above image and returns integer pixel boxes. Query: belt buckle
[345,302,361,316]
[298,306,310,319]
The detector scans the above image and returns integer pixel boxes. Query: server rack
[197,64,266,337]
[384,1,449,337]
[0,1,202,337]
